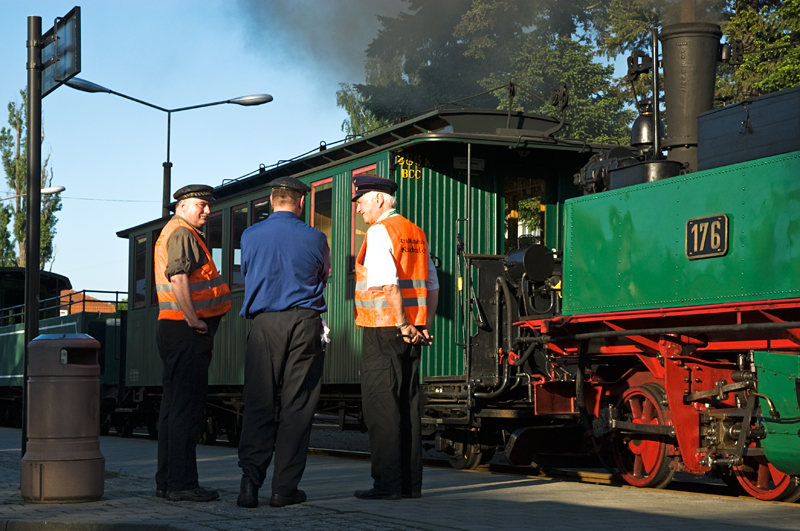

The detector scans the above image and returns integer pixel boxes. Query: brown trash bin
[21,333,105,503]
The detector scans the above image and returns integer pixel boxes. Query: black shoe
[402,491,421,498]
[237,475,259,508]
[269,489,306,507]
[166,487,219,502]
[155,488,167,498]
[354,487,401,500]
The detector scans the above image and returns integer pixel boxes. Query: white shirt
[364,210,440,291]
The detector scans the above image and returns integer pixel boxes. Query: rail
[0,289,127,327]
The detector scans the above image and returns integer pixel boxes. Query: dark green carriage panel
[125,306,161,386]
[753,351,800,475]
[563,151,800,314]
[0,313,120,387]
[0,322,24,386]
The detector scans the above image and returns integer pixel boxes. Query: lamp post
[65,78,273,217]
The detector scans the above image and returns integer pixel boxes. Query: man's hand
[185,316,208,334]
[399,324,432,346]
[171,273,206,333]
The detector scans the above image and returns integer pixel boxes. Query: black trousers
[361,326,422,496]
[237,308,325,496]
[155,319,214,492]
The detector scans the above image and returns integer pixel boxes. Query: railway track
[306,446,800,506]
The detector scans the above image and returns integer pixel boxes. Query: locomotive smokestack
[659,22,721,172]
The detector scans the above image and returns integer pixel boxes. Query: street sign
[41,6,81,98]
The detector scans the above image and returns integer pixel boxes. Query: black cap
[352,175,397,202]
[268,176,311,193]
[173,184,214,202]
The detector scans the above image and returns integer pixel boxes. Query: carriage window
[504,177,546,253]
[352,164,376,270]
[252,196,270,224]
[133,234,147,308]
[311,179,333,252]
[150,228,161,305]
[206,212,223,275]
[231,204,248,289]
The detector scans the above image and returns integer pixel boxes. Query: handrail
[0,289,127,327]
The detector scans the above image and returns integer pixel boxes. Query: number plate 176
[686,214,729,260]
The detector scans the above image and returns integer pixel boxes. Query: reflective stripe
[354,296,425,309]
[354,299,390,309]
[402,297,426,307]
[158,291,232,312]
[156,276,227,293]
[355,278,426,291]
[159,293,232,315]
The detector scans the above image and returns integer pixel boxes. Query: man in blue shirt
[236,176,329,509]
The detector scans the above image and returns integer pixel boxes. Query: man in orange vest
[351,175,439,500]
[153,184,232,503]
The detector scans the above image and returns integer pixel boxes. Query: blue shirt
[239,211,329,317]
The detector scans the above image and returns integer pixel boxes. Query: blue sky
[0,0,403,294]
[2,1,628,296]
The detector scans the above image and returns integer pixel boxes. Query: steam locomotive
[2,19,797,503]
[422,22,800,501]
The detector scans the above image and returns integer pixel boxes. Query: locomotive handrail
[518,319,800,345]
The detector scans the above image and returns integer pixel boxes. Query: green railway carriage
[116,108,606,442]
[0,270,124,431]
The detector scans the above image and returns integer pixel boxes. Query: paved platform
[0,428,798,530]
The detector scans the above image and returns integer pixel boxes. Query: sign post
[23,7,81,458]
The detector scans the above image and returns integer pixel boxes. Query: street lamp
[65,77,273,217]
[0,186,66,202]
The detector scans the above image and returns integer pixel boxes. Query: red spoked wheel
[733,456,800,502]
[611,383,676,489]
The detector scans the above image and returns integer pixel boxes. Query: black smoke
[234,0,407,84]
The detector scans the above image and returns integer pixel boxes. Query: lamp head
[65,78,112,94]
[229,94,273,106]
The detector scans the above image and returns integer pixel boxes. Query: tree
[0,89,62,269]
[720,0,800,100]
[342,1,500,122]
[339,0,636,143]
[336,56,399,137]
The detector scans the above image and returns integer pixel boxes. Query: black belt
[255,307,320,315]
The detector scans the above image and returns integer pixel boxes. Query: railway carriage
[116,108,605,444]
[0,269,124,431]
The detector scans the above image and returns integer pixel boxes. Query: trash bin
[21,333,105,503]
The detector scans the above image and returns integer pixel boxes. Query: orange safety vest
[355,213,428,327]
[154,217,232,321]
